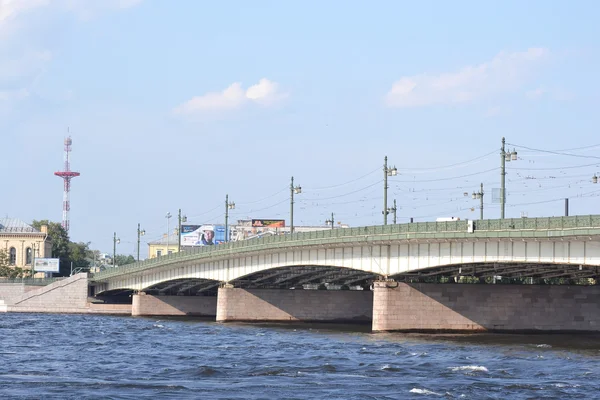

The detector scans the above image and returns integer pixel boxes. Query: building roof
[0,218,39,233]
[148,233,179,246]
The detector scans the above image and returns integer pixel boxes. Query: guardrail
[0,277,67,286]
[91,215,600,282]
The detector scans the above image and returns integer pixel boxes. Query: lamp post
[472,183,485,220]
[136,223,145,261]
[325,212,335,230]
[113,232,120,267]
[500,137,518,219]
[290,176,302,234]
[225,195,235,242]
[165,212,172,255]
[177,209,187,252]
[383,156,398,225]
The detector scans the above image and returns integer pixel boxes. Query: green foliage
[68,241,93,271]
[114,254,136,267]
[31,220,71,275]
[0,249,29,278]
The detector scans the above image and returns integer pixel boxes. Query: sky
[2,0,600,257]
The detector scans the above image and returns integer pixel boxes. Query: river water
[0,314,599,399]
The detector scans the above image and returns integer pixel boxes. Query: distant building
[147,233,179,259]
[146,220,350,259]
[0,218,52,273]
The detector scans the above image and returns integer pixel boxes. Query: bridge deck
[92,215,600,282]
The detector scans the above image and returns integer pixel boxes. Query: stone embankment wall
[0,283,39,303]
[132,293,217,316]
[216,287,373,323]
[0,274,131,315]
[373,282,600,332]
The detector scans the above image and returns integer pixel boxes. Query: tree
[68,241,93,272]
[31,220,71,276]
[113,254,136,267]
[0,249,29,278]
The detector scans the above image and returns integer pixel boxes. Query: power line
[396,167,499,183]
[510,162,600,171]
[507,142,600,160]
[236,187,288,206]
[397,150,497,172]
[305,167,380,191]
[300,180,382,201]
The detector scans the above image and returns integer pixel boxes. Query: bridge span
[89,215,600,332]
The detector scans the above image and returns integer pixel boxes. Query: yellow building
[0,218,52,273]
[147,233,180,259]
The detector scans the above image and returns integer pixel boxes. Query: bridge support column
[216,287,373,323]
[373,281,600,333]
[132,293,217,317]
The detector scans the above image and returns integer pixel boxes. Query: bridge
[87,215,600,332]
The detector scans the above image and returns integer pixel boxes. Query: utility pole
[113,232,120,267]
[290,177,301,234]
[137,223,145,261]
[383,156,397,225]
[165,212,172,255]
[225,195,235,242]
[500,138,518,219]
[472,184,484,220]
[480,183,484,221]
[325,213,334,229]
[392,199,397,224]
[177,209,186,252]
[500,137,506,219]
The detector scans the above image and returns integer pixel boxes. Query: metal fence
[0,277,66,286]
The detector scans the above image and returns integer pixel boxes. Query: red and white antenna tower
[54,135,80,233]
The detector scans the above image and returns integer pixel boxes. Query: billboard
[251,219,285,228]
[33,258,60,273]
[181,225,226,246]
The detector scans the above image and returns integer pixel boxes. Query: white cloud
[525,87,546,99]
[0,0,143,108]
[173,78,287,115]
[0,0,48,23]
[385,48,549,108]
[525,86,574,101]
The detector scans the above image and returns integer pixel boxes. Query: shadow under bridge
[229,265,380,290]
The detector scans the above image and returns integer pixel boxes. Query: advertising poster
[181,225,226,246]
[251,219,285,228]
[33,258,60,273]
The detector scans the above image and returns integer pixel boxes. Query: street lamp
[383,156,397,225]
[500,137,518,219]
[472,183,485,220]
[290,176,302,234]
[177,209,187,252]
[165,212,172,255]
[137,223,145,261]
[325,212,335,230]
[113,232,120,267]
[225,195,235,242]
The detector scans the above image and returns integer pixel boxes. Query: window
[26,248,32,265]
[168,250,173,255]
[9,247,16,265]
[156,250,162,257]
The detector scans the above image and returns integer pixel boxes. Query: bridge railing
[91,215,600,281]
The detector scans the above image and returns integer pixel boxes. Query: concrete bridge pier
[216,286,373,323]
[131,292,217,317]
[372,280,600,333]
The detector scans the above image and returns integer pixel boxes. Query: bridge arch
[230,264,381,290]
